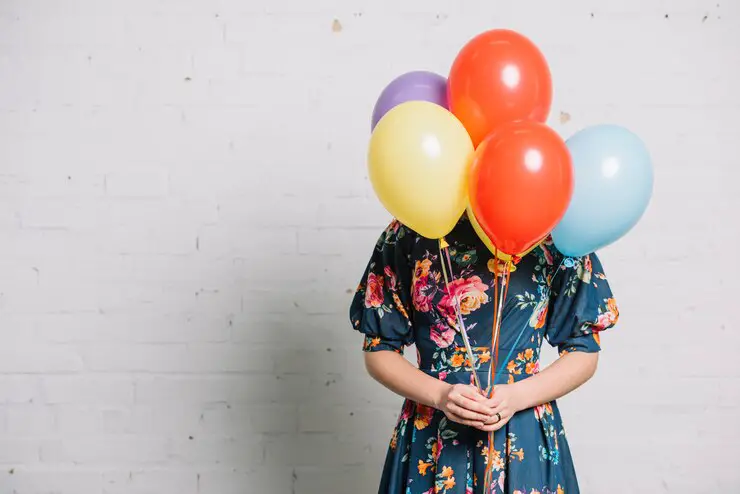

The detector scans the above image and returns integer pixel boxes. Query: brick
[223,15,336,75]
[0,345,83,373]
[6,404,55,435]
[191,44,242,81]
[317,197,390,229]
[198,403,299,435]
[246,404,299,434]
[198,404,251,435]
[42,377,135,405]
[18,198,99,230]
[297,227,378,256]
[294,465,381,494]
[168,435,264,466]
[3,286,102,315]
[134,377,232,406]
[0,376,41,404]
[263,433,379,467]
[215,194,319,229]
[97,224,197,256]
[124,13,224,49]
[0,12,127,47]
[82,343,189,372]
[33,312,231,344]
[3,468,102,494]
[0,230,84,264]
[273,348,348,376]
[41,437,169,464]
[298,404,397,434]
[197,467,294,494]
[102,469,197,494]
[101,405,201,435]
[54,405,102,434]
[134,374,314,406]
[0,439,40,463]
[10,173,106,199]
[86,47,198,107]
[104,171,169,198]
[83,343,274,373]
[100,197,219,230]
[196,225,298,258]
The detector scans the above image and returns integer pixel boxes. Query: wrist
[430,381,451,410]
[508,381,529,412]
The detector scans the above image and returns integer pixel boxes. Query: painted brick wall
[0,1,738,492]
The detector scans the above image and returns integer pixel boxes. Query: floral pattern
[438,276,490,326]
[350,217,619,493]
[505,348,540,384]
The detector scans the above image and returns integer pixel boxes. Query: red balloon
[448,29,552,147]
[469,121,573,256]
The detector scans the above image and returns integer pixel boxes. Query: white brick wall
[0,1,738,492]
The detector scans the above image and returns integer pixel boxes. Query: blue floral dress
[349,217,619,494]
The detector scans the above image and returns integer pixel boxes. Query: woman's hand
[435,384,495,428]
[479,384,524,432]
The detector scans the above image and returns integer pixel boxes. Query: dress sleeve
[349,220,416,353]
[545,252,619,355]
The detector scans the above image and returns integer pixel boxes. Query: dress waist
[418,345,538,385]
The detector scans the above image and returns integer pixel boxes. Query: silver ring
[495,412,502,423]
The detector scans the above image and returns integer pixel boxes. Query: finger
[460,386,489,402]
[486,386,510,406]
[482,407,509,425]
[485,396,504,408]
[479,415,510,432]
[488,402,508,417]
[445,412,485,429]
[482,414,498,425]
[447,402,491,423]
[447,401,491,422]
[451,394,495,416]
[453,387,493,408]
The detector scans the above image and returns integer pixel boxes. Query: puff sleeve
[546,253,619,355]
[349,220,417,353]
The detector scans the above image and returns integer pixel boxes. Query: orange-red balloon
[448,29,552,147]
[468,121,573,256]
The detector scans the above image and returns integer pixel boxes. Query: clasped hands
[435,383,523,432]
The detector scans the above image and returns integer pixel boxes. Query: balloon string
[484,241,565,493]
[484,247,501,494]
[438,239,482,390]
[484,257,512,494]
[494,266,510,378]
[488,265,509,392]
[482,251,561,492]
[487,269,497,394]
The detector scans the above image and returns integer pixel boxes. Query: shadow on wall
[231,238,401,492]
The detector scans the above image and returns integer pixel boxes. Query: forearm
[511,351,599,410]
[364,350,450,409]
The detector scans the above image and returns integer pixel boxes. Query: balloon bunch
[367,28,653,259]
[366,29,653,494]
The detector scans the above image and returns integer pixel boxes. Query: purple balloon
[371,71,449,130]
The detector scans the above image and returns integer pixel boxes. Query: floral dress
[349,216,619,494]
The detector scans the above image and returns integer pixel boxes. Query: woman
[349,216,619,494]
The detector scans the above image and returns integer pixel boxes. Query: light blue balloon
[552,125,654,257]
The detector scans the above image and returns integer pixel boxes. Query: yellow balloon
[368,101,474,239]
[467,205,543,261]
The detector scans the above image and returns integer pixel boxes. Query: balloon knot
[490,258,513,275]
